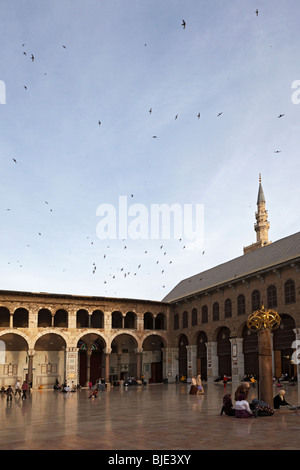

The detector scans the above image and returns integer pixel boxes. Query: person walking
[6,385,13,403]
[21,381,28,400]
[15,379,21,397]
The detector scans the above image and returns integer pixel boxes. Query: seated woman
[273,390,292,409]
[189,376,197,395]
[220,394,235,416]
[235,394,254,418]
[251,399,274,417]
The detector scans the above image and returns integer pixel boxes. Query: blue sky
[0,0,299,301]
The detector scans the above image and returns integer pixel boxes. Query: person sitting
[234,383,250,401]
[251,399,274,417]
[235,394,254,418]
[220,394,235,416]
[273,390,293,409]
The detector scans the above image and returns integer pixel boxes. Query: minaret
[243,174,271,254]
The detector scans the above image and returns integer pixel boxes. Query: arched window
[112,311,122,328]
[202,305,208,324]
[191,308,197,326]
[267,285,277,308]
[237,294,246,316]
[212,302,219,321]
[174,313,179,330]
[284,279,296,304]
[251,290,260,311]
[224,299,232,318]
[38,308,52,327]
[182,311,188,328]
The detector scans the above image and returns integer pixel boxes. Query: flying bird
[175,114,178,120]
[182,19,186,29]
[217,112,223,117]
[256,9,258,16]
[149,108,152,114]
[31,54,34,62]
[274,150,281,153]
[62,45,67,49]
[278,114,285,118]
[197,113,201,119]
[12,158,17,163]
[98,121,101,126]
[152,135,158,138]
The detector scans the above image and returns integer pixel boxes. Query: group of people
[189,375,205,395]
[220,382,297,418]
[1,380,29,402]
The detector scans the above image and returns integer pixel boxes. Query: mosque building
[0,176,299,388]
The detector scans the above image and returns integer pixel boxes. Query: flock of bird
[3,10,287,297]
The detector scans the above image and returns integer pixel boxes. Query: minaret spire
[243,174,271,254]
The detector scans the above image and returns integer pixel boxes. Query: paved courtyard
[0,381,299,451]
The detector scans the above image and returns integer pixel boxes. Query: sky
[0,0,299,302]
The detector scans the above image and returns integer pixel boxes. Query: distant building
[0,176,299,387]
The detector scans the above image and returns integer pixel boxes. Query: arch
[124,311,136,329]
[142,334,165,383]
[0,332,29,385]
[76,309,89,328]
[110,333,139,381]
[273,314,296,378]
[91,310,104,328]
[154,312,166,330]
[144,311,154,329]
[38,308,52,328]
[77,333,106,387]
[112,311,122,329]
[0,306,10,327]
[54,309,68,328]
[13,308,29,328]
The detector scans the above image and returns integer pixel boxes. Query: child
[6,385,13,402]
[89,389,98,399]
[220,394,235,416]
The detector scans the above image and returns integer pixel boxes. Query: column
[104,347,111,382]
[186,345,197,378]
[134,348,143,379]
[292,328,300,405]
[258,329,273,405]
[230,337,244,382]
[65,347,79,387]
[206,342,218,383]
[27,349,35,391]
[86,347,92,386]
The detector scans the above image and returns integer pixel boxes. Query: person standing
[6,385,13,403]
[196,375,204,395]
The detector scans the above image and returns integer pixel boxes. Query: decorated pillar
[27,349,35,391]
[104,347,111,382]
[247,305,281,405]
[206,341,218,383]
[230,336,244,382]
[65,347,79,386]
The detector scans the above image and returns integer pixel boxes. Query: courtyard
[0,381,299,451]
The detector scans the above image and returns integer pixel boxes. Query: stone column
[162,347,177,382]
[104,347,111,382]
[206,342,218,383]
[230,337,244,382]
[27,349,35,391]
[187,345,197,378]
[258,329,273,405]
[134,348,143,379]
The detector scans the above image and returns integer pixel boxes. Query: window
[251,290,260,311]
[183,311,188,328]
[267,285,277,308]
[285,279,296,304]
[224,299,232,318]
[237,294,246,316]
[191,308,197,326]
[212,302,219,321]
[202,305,208,324]
[174,313,179,329]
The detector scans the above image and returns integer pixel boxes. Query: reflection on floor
[0,382,299,450]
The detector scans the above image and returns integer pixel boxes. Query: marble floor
[0,381,299,451]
